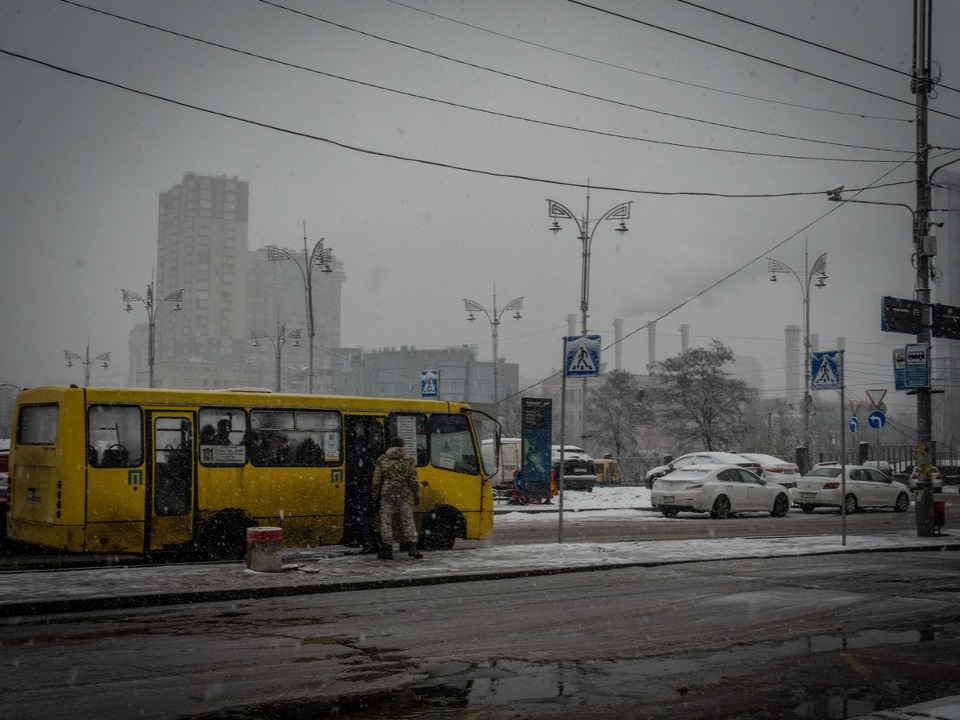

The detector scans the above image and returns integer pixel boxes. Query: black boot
[377,545,393,560]
[406,541,423,560]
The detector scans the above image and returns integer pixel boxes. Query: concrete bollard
[246,526,284,572]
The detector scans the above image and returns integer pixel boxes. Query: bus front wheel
[418,507,464,551]
[198,510,255,560]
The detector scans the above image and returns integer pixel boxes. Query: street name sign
[881,296,923,334]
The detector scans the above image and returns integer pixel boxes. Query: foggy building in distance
[126,172,346,391]
[149,173,251,386]
[246,247,344,393]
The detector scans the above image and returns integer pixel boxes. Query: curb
[2,540,957,619]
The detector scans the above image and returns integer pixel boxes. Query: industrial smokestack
[680,324,690,353]
[648,321,657,368]
[614,318,623,370]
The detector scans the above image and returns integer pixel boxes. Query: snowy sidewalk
[1,529,957,619]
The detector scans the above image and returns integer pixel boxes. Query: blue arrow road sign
[868,409,886,429]
[849,417,860,433]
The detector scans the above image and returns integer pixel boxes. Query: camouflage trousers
[379,495,418,544]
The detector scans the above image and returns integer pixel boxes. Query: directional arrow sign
[868,409,886,429]
[849,417,860,434]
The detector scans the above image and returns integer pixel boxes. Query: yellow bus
[7,385,496,557]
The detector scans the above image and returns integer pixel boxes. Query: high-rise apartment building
[156,173,250,364]
[127,173,347,391]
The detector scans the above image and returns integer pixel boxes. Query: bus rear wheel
[198,510,255,560]
[418,507,464,551]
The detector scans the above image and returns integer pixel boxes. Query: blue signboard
[892,348,906,391]
[904,343,929,388]
[810,351,841,390]
[565,335,601,378]
[519,397,552,499]
[420,369,438,398]
[849,417,860,434]
[868,410,886,429]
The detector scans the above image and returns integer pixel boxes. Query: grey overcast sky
[2,0,959,420]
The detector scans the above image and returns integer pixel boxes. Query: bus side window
[87,405,143,468]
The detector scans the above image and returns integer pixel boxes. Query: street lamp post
[767,243,828,463]
[546,192,631,445]
[464,289,523,417]
[267,224,332,394]
[121,283,183,388]
[250,319,301,392]
[64,343,111,386]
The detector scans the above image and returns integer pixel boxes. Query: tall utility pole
[912,0,935,536]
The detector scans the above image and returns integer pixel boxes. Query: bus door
[342,416,384,547]
[146,413,195,552]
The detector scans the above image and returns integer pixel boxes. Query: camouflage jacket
[373,446,420,504]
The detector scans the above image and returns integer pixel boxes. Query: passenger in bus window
[214,419,232,445]
[373,437,422,560]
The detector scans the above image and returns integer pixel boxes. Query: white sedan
[651,464,792,519]
[793,465,911,514]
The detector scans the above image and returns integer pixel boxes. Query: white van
[481,437,521,491]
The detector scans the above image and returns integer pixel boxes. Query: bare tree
[647,340,757,451]
[586,369,648,461]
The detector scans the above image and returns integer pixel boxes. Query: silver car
[793,465,911,514]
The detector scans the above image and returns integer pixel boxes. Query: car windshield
[807,467,842,478]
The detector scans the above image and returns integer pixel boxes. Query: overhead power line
[383,0,911,123]
[671,0,960,95]
[0,47,913,198]
[52,0,907,164]
[566,0,960,123]
[255,0,914,153]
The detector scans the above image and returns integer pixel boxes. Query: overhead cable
[671,0,960,95]
[51,0,908,164]
[0,47,910,198]
[255,0,914,153]
[383,0,911,123]
[566,0,960,123]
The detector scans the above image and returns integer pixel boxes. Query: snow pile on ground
[495,485,654,524]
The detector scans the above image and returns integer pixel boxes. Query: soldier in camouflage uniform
[373,437,423,560]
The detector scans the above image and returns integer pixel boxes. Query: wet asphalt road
[1,547,959,719]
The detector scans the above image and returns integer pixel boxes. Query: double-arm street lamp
[64,343,111,386]
[547,193,631,445]
[464,290,523,417]
[250,320,301,393]
[121,283,183,389]
[767,244,828,461]
[267,224,333,394]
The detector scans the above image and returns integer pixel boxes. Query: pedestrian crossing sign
[420,369,439,398]
[565,335,601,378]
[810,351,841,390]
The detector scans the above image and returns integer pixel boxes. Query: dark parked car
[551,445,597,492]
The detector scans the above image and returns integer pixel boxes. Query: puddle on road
[200,628,948,719]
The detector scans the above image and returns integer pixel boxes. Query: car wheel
[710,495,732,519]
[894,492,910,513]
[771,493,790,517]
[800,504,815,514]
[661,506,679,518]
[843,493,859,514]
